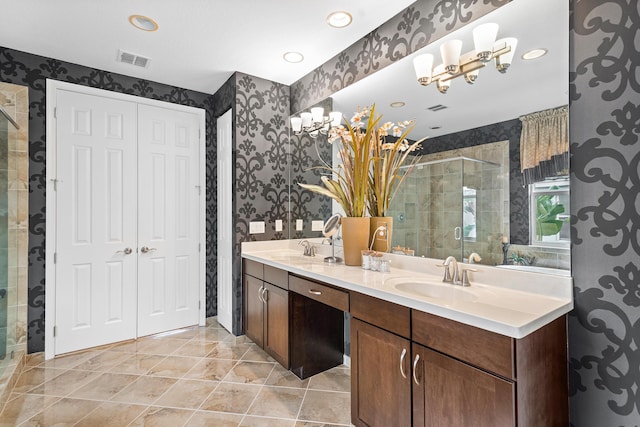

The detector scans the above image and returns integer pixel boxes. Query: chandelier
[412,23,518,94]
[290,107,342,137]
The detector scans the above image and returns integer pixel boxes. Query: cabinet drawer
[265,265,288,289]
[350,292,410,339]
[244,259,263,280]
[412,311,515,380]
[289,275,349,312]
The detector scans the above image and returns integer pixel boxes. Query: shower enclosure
[0,104,18,380]
[388,156,507,265]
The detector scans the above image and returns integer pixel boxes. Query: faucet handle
[461,268,478,286]
[437,263,453,283]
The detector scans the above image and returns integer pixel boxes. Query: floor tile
[12,366,65,393]
[130,406,195,427]
[247,386,306,419]
[147,355,201,378]
[9,318,353,426]
[298,390,351,425]
[75,401,148,427]
[265,364,309,389]
[241,345,276,362]
[111,375,177,405]
[107,353,166,375]
[241,415,297,427]
[134,338,188,355]
[200,382,261,414]
[206,342,252,359]
[185,358,236,381]
[0,393,60,426]
[73,349,133,371]
[171,340,217,357]
[29,368,101,397]
[187,410,244,426]
[224,360,276,385]
[69,372,139,400]
[21,397,101,426]
[307,366,350,392]
[154,378,217,409]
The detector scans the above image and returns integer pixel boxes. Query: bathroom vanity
[242,240,573,427]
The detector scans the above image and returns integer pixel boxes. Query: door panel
[55,90,138,354]
[351,318,412,427]
[137,104,200,336]
[217,110,233,332]
[413,343,515,427]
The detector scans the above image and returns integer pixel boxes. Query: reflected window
[529,178,570,247]
[463,186,476,241]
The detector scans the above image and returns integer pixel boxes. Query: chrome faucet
[443,256,459,284]
[468,252,482,264]
[298,240,316,257]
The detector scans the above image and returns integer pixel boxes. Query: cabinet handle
[412,354,421,385]
[400,348,408,379]
[308,290,322,295]
[262,288,268,303]
[258,286,266,303]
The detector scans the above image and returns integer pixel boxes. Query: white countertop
[241,239,573,339]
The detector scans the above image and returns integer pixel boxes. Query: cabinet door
[351,318,411,427]
[412,343,515,427]
[263,282,289,367]
[244,275,264,348]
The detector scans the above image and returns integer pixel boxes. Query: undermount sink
[386,278,479,303]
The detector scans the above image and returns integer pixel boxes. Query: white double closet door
[54,89,201,355]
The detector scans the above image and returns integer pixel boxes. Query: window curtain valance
[519,105,569,185]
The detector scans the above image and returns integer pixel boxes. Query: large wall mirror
[289,0,569,274]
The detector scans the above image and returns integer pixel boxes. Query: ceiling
[332,0,569,139]
[0,0,415,94]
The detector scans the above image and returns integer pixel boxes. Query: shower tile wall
[0,82,29,408]
[390,141,508,264]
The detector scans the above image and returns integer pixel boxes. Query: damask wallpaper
[568,0,640,424]
[0,47,216,353]
[231,72,290,334]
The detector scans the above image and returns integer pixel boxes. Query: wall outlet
[275,219,283,232]
[296,219,303,231]
[311,220,324,231]
[249,221,265,234]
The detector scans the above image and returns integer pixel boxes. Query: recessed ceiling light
[521,48,548,60]
[390,101,405,108]
[327,11,353,28]
[283,52,304,63]
[129,14,159,32]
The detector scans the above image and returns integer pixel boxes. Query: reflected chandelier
[412,23,518,94]
[290,107,342,137]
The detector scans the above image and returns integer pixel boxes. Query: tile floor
[0,318,352,426]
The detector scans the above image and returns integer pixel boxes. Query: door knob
[116,247,133,255]
[140,246,157,253]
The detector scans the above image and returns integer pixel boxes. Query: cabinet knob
[400,348,408,379]
[413,354,421,385]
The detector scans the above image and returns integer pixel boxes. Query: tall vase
[370,216,393,252]
[341,217,371,266]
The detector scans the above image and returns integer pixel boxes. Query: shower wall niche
[388,141,509,266]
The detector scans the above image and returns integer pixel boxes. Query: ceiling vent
[427,104,447,112]
[117,50,151,68]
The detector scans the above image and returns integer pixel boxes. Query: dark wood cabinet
[351,318,412,427]
[412,343,515,427]
[262,282,289,367]
[351,291,568,427]
[243,260,289,368]
[244,274,264,348]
